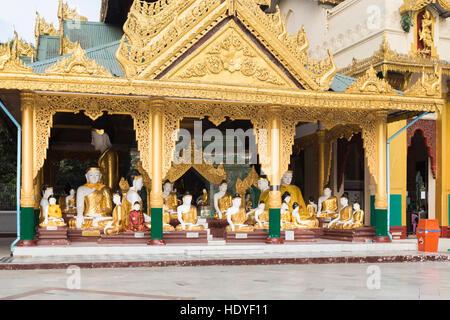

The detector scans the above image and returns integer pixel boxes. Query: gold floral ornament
[0,34,33,74]
[235,166,259,203]
[45,43,112,77]
[58,0,88,21]
[35,12,58,36]
[405,65,442,98]
[345,65,398,95]
[61,36,79,55]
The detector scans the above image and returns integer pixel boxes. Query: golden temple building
[0,0,448,247]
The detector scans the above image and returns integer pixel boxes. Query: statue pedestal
[163,230,208,244]
[318,217,333,228]
[321,226,375,242]
[62,212,76,225]
[225,229,268,243]
[99,232,151,244]
[67,229,103,242]
[206,218,229,238]
[281,229,317,242]
[36,226,70,246]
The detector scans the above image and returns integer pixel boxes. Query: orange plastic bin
[416,219,441,252]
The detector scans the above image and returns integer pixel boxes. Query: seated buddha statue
[252,201,269,229]
[292,200,319,229]
[64,186,77,215]
[39,185,54,225]
[69,167,113,229]
[257,176,270,206]
[328,196,353,229]
[123,170,151,230]
[104,190,126,235]
[163,180,179,220]
[213,180,232,219]
[125,202,150,232]
[196,188,209,207]
[280,191,297,230]
[281,171,307,215]
[318,187,339,218]
[40,196,66,227]
[225,194,254,232]
[91,124,119,191]
[176,192,205,231]
[343,203,365,229]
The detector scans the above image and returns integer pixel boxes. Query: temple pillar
[266,106,283,244]
[374,111,390,242]
[317,129,326,196]
[436,92,450,237]
[17,91,36,247]
[148,99,165,245]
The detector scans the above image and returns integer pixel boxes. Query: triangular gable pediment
[161,20,297,89]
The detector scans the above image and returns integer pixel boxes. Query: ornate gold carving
[165,22,294,88]
[58,0,88,21]
[61,36,79,55]
[35,12,58,36]
[400,0,450,14]
[0,34,33,74]
[405,65,442,98]
[235,166,259,202]
[345,66,398,95]
[45,43,112,77]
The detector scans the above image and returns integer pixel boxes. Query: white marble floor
[0,262,449,300]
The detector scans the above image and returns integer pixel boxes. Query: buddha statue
[39,196,66,227]
[104,190,126,235]
[257,176,270,205]
[252,201,269,229]
[328,196,353,229]
[91,125,119,191]
[64,186,77,214]
[244,192,255,224]
[162,180,179,220]
[176,192,205,231]
[123,170,151,230]
[213,180,232,219]
[307,197,318,216]
[39,185,54,224]
[125,202,150,232]
[70,167,113,229]
[292,200,319,229]
[343,203,365,229]
[318,187,339,218]
[281,171,307,215]
[196,188,209,207]
[225,194,254,232]
[280,191,297,230]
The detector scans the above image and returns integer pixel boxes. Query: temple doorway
[407,130,429,235]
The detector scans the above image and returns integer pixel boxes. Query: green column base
[374,208,390,242]
[149,207,165,245]
[268,208,282,242]
[19,207,37,245]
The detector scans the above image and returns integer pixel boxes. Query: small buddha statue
[244,192,255,224]
[176,192,205,231]
[162,180,179,220]
[225,194,254,232]
[343,203,365,229]
[292,200,319,229]
[307,197,318,216]
[280,191,297,230]
[91,124,119,191]
[318,187,339,218]
[40,196,66,227]
[196,188,209,207]
[281,171,307,215]
[104,190,126,235]
[64,186,77,214]
[39,185,54,224]
[70,167,113,229]
[257,176,270,205]
[328,196,353,229]
[213,180,232,219]
[251,201,269,229]
[125,202,150,232]
[123,170,151,230]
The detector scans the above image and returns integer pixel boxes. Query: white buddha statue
[176,192,205,231]
[162,180,179,219]
[225,194,254,232]
[248,201,269,229]
[343,203,365,229]
[213,180,232,219]
[39,185,53,224]
[124,170,151,229]
[64,188,76,214]
[318,187,339,218]
[328,196,353,229]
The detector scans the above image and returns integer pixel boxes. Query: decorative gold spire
[35,12,58,36]
[404,64,442,98]
[45,43,112,77]
[58,0,88,21]
[345,65,398,95]
[61,36,79,55]
[0,32,33,74]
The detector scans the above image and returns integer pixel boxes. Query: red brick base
[440,226,450,238]
[390,226,407,240]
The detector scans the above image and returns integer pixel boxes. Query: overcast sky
[0,0,102,44]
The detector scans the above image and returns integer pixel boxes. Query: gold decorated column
[148,98,165,245]
[18,91,37,246]
[317,129,326,196]
[267,106,283,244]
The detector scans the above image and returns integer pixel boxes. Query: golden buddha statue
[280,191,297,230]
[39,196,66,227]
[252,201,270,229]
[318,187,339,218]
[328,197,353,229]
[91,126,119,191]
[225,194,254,232]
[63,185,76,214]
[213,180,232,219]
[342,203,364,229]
[292,200,319,229]
[280,171,307,216]
[163,180,179,220]
[257,175,270,206]
[69,167,113,229]
[176,192,204,231]
[197,188,209,206]
[104,191,126,235]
